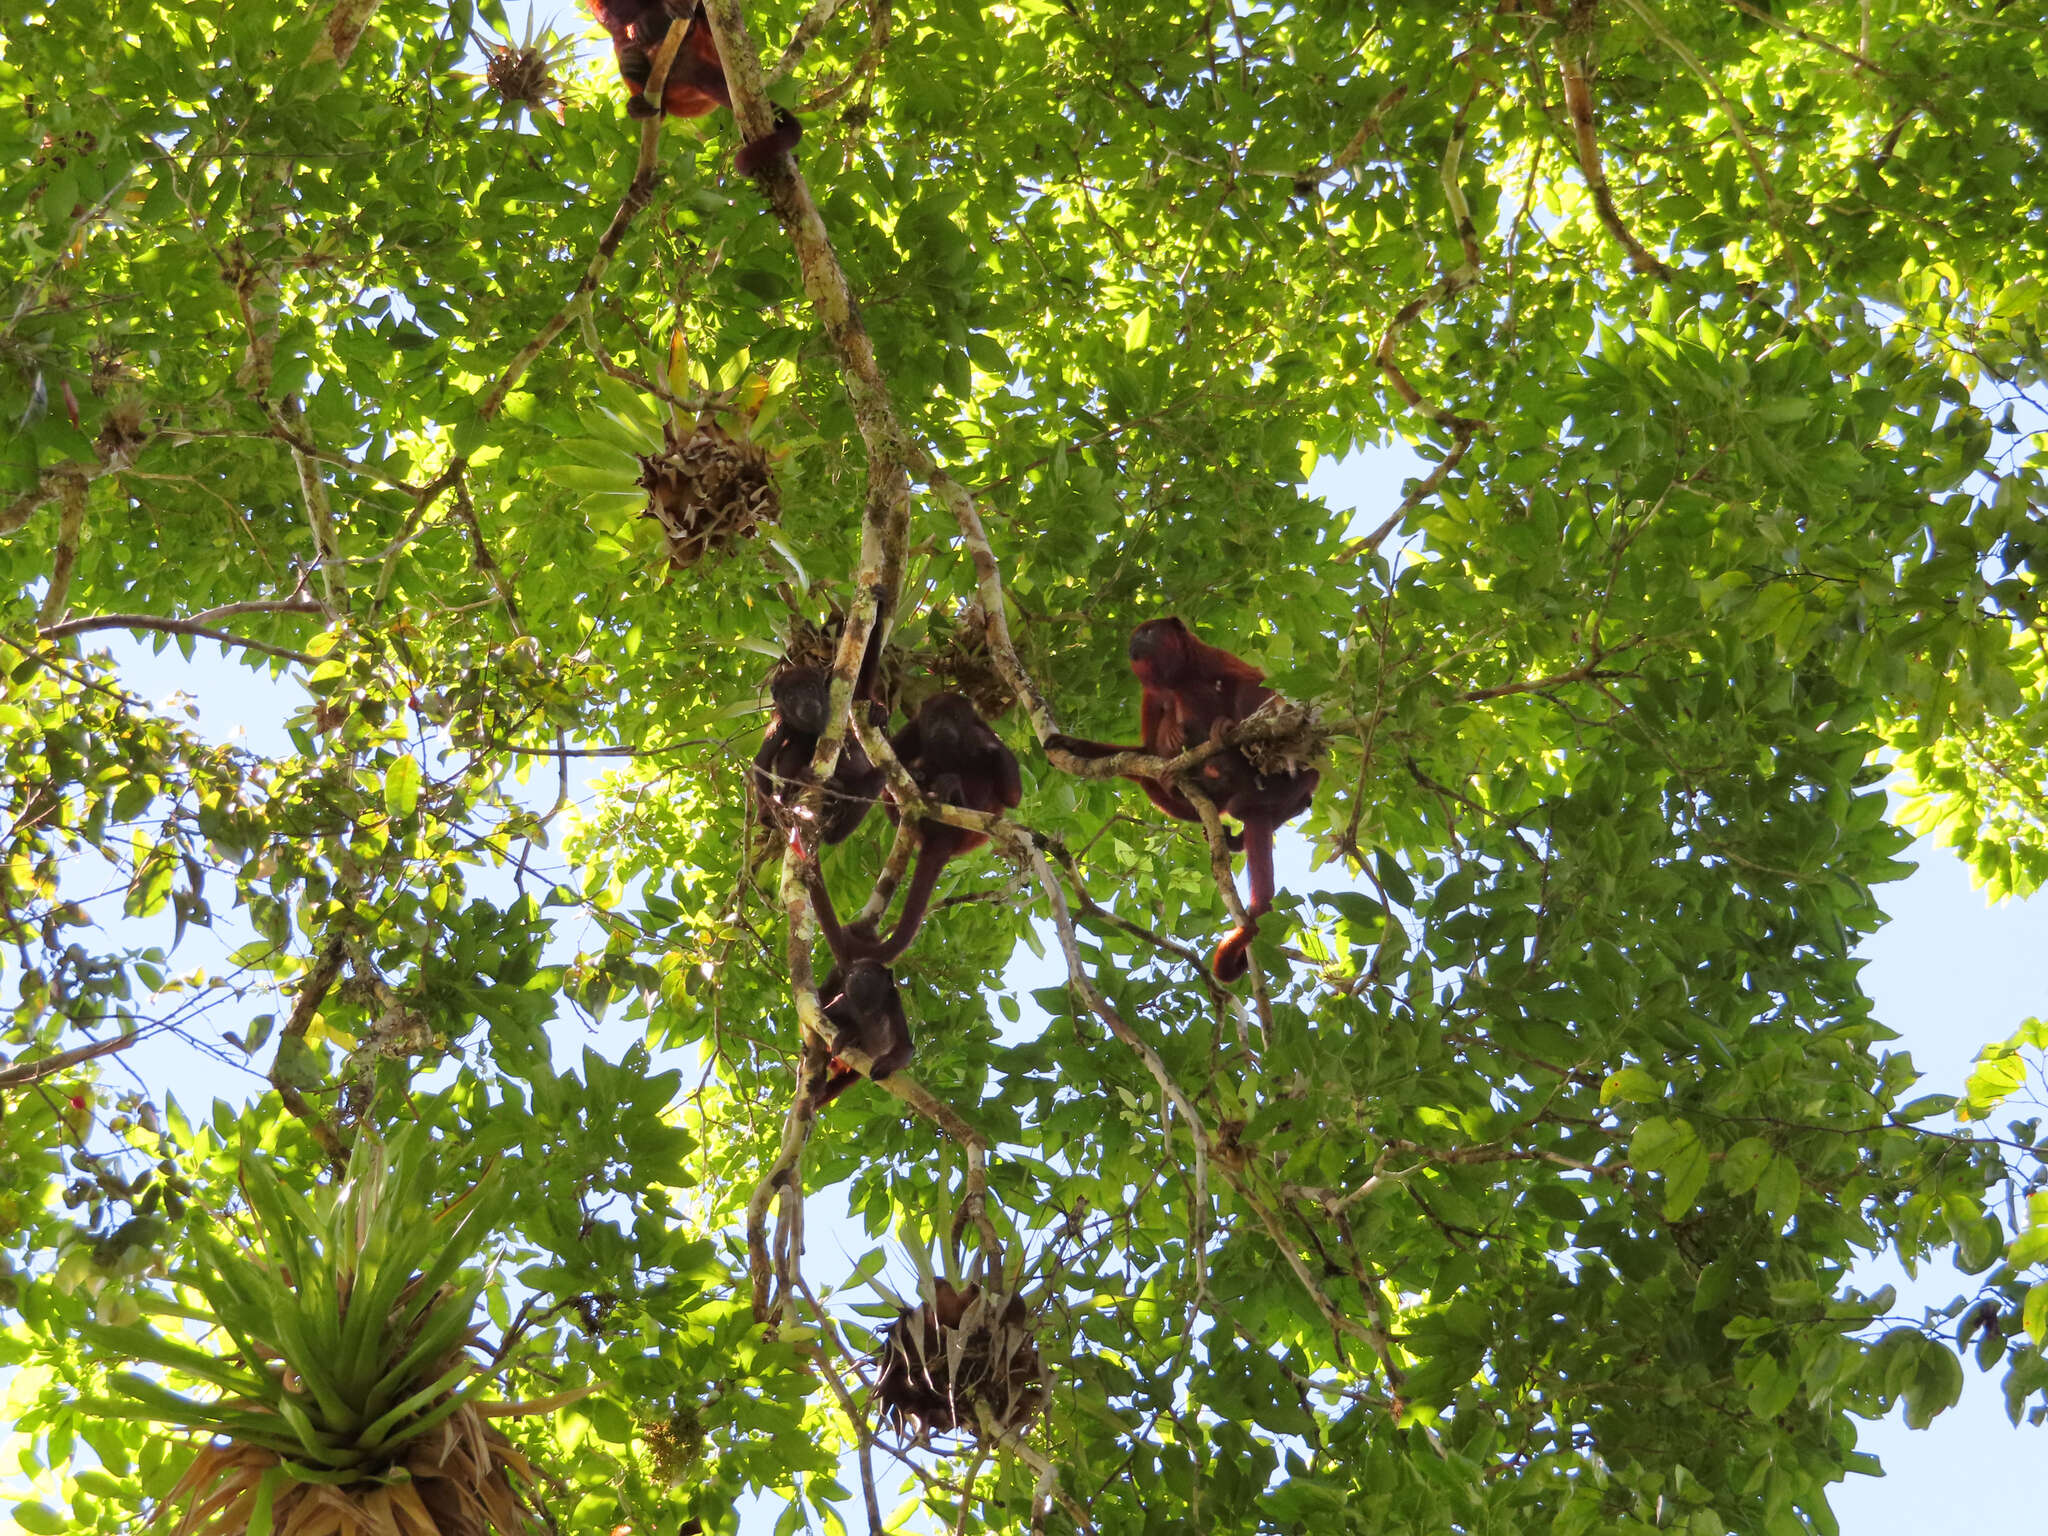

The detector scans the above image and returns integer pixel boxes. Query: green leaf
[383,754,422,818]
[2009,1224,2048,1270]
[77,1320,261,1398]
[1755,1155,1802,1229]
[1745,1353,1798,1419]
[246,1466,282,1536]
[1720,1136,1771,1197]
[2023,1283,2048,1346]
[357,1360,479,1452]
[1629,1116,1694,1172]
[1661,1132,1712,1219]
[542,462,643,495]
[1600,1065,1660,1106]
[1902,1340,1964,1429]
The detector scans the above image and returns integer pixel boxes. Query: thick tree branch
[1538,0,1673,277]
[308,0,382,65]
[36,471,87,626]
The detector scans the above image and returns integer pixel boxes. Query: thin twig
[1330,84,1409,172]
[40,613,315,665]
[190,597,325,624]
[475,23,687,423]
[768,0,847,82]
[0,1031,141,1091]
[269,936,350,1170]
[1615,0,1782,223]
[450,468,526,635]
[793,1273,886,1536]
[1338,432,1474,560]
[1724,0,1897,78]
[274,396,344,616]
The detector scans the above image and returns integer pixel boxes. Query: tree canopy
[3,0,2047,1531]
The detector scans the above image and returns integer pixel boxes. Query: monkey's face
[771,667,832,735]
[916,693,981,751]
[841,959,895,1015]
[1128,618,1192,686]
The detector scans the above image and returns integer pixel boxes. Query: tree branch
[40,613,315,664]
[477,22,688,424]
[0,1031,140,1092]
[269,936,350,1171]
[1539,0,1673,276]
[36,470,87,625]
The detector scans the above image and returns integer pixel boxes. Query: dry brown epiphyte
[1234,695,1326,780]
[781,615,839,675]
[932,603,1016,721]
[162,1407,542,1536]
[639,419,779,570]
[95,400,148,463]
[872,1279,1044,1445]
[643,1402,706,1483]
[474,20,572,116]
[486,44,558,109]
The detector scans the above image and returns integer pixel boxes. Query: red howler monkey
[809,693,1022,963]
[583,0,801,172]
[814,959,911,1105]
[1046,617,1318,983]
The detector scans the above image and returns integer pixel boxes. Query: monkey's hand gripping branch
[1042,697,1322,791]
[1043,700,1322,981]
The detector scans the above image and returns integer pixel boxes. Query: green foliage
[77,1133,507,1458]
[2,0,2047,1531]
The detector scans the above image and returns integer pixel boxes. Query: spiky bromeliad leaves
[872,1278,1043,1446]
[77,1132,570,1536]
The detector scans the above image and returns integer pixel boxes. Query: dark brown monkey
[814,959,912,1105]
[812,693,1022,963]
[752,666,886,844]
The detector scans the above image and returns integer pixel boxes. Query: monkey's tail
[1210,922,1256,982]
[814,1067,859,1107]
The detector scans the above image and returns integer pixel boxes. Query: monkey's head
[838,959,895,1016]
[914,692,984,750]
[771,666,832,736]
[1127,617,1194,685]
